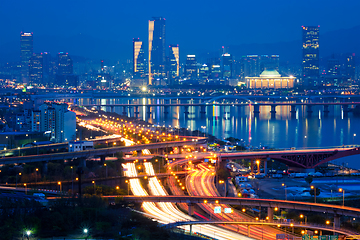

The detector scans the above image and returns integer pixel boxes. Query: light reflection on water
[79,97,360,168]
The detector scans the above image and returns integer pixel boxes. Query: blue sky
[1,0,360,62]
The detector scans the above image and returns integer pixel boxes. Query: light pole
[339,188,345,206]
[311,185,317,203]
[104,163,107,178]
[125,180,129,195]
[58,181,62,193]
[300,214,307,224]
[92,180,96,194]
[35,168,38,186]
[17,147,20,156]
[71,166,74,194]
[282,183,287,201]
[201,126,206,137]
[16,172,21,188]
[24,183,27,195]
[353,133,356,145]
[84,228,88,240]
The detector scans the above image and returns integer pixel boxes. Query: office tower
[185,55,197,79]
[302,26,320,83]
[148,17,166,85]
[133,38,145,77]
[58,52,73,75]
[345,53,356,81]
[199,64,209,82]
[207,57,221,80]
[169,44,179,78]
[42,52,52,86]
[29,53,43,86]
[20,32,33,83]
[327,57,340,76]
[100,60,104,72]
[260,55,279,72]
[221,53,233,78]
[242,55,261,77]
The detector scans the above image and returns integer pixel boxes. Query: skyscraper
[57,52,73,75]
[221,53,233,78]
[29,53,43,86]
[133,38,145,77]
[185,55,197,79]
[302,26,320,83]
[169,44,179,78]
[20,32,33,83]
[148,17,166,85]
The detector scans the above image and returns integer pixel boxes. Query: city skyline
[1,0,360,63]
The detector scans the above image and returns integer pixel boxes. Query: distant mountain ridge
[1,25,359,65]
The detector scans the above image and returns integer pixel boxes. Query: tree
[305,175,313,186]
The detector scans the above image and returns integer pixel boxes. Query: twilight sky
[1,0,360,62]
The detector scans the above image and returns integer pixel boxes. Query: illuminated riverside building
[221,53,233,78]
[20,32,33,83]
[169,44,179,78]
[302,26,320,84]
[246,70,295,89]
[133,38,145,77]
[148,17,166,85]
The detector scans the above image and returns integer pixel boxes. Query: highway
[123,161,254,239]
[186,164,285,240]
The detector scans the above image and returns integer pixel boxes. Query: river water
[78,97,360,169]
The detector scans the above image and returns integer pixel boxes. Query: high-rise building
[327,57,340,76]
[133,38,145,77]
[185,55,197,79]
[345,53,356,81]
[57,52,73,75]
[148,17,166,85]
[20,32,33,83]
[42,52,52,86]
[302,26,320,83]
[169,44,179,78]
[29,53,43,86]
[221,53,233,78]
[260,55,279,72]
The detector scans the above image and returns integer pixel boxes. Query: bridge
[218,147,360,169]
[163,220,358,236]
[0,138,206,165]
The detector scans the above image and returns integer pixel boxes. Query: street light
[92,180,96,194]
[300,214,307,224]
[353,133,356,145]
[339,188,345,206]
[282,183,287,201]
[58,181,62,193]
[104,163,107,178]
[311,185,317,203]
[24,183,27,195]
[35,168,39,186]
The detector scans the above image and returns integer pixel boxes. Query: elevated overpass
[164,220,358,236]
[218,147,360,169]
[0,138,207,165]
[113,195,360,218]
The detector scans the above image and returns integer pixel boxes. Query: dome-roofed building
[246,69,295,89]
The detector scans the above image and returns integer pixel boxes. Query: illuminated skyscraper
[221,53,233,78]
[302,26,320,83]
[169,44,179,78]
[29,53,43,86]
[133,38,145,77]
[148,17,166,85]
[185,55,197,79]
[20,32,33,83]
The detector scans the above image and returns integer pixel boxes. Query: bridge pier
[253,104,260,114]
[334,214,340,229]
[263,159,267,175]
[190,224,192,235]
[200,105,206,114]
[307,105,313,114]
[247,225,251,237]
[134,106,139,116]
[323,105,330,113]
[290,105,296,113]
[42,161,48,175]
[184,106,190,118]
[146,106,151,116]
[267,207,274,221]
[188,203,194,216]
[250,160,254,175]
[100,155,106,164]
[164,106,169,114]
[110,106,114,112]
[270,105,276,114]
